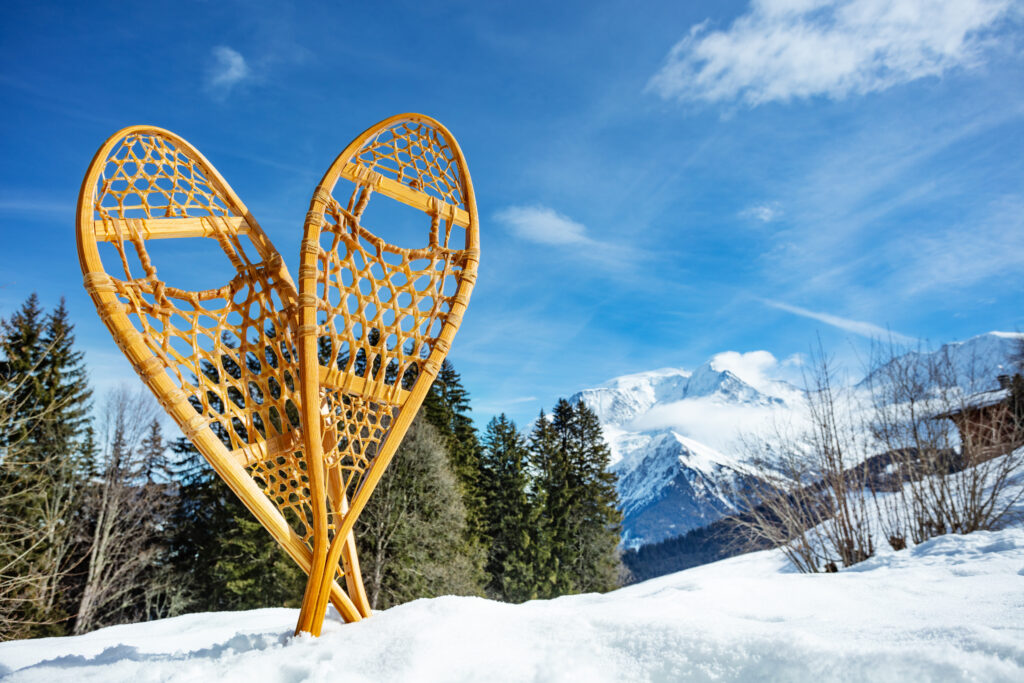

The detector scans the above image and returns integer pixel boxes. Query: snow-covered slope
[3,528,1022,682]
[574,332,1022,548]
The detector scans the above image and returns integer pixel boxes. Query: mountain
[571,332,1023,549]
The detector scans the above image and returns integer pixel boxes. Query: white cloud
[741,202,782,222]
[763,299,918,343]
[628,397,802,455]
[648,0,1015,106]
[494,205,593,245]
[708,350,805,392]
[207,46,250,97]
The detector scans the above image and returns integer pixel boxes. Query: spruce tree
[139,419,172,484]
[167,437,226,609]
[168,437,305,611]
[479,415,536,602]
[422,362,482,485]
[563,399,622,593]
[36,299,92,458]
[532,400,622,596]
[0,295,92,637]
[530,407,575,598]
[0,293,47,453]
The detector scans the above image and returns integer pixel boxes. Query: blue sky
[2,0,1023,428]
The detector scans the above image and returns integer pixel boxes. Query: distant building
[936,375,1024,463]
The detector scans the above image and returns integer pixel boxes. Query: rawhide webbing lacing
[76,126,371,624]
[293,114,479,636]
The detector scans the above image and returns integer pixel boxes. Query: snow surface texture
[2,528,1022,682]
[577,332,1024,548]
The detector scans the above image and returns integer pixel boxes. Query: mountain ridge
[571,332,1023,548]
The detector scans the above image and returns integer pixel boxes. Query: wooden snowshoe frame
[76,116,479,637]
[75,126,372,624]
[294,114,479,635]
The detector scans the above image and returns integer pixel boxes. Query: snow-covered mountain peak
[856,331,1023,392]
[575,367,691,426]
[682,363,787,406]
[599,367,691,392]
[577,332,1021,548]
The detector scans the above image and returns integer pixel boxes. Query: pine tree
[355,415,484,609]
[139,419,171,484]
[0,295,91,637]
[530,407,575,598]
[167,437,226,609]
[0,293,47,453]
[532,400,622,597]
[563,399,622,593]
[36,299,92,458]
[167,437,305,611]
[479,415,537,602]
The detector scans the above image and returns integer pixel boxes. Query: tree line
[0,294,622,639]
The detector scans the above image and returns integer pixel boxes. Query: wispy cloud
[740,202,782,222]
[763,299,917,344]
[206,46,250,99]
[891,195,1024,296]
[492,204,656,276]
[494,205,594,246]
[648,0,1016,106]
[0,198,71,214]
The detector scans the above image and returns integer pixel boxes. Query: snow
[3,528,1022,682]
[575,332,1023,547]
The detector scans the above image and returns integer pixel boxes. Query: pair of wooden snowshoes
[76,115,479,635]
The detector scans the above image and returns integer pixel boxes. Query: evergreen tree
[168,438,305,611]
[167,437,225,609]
[214,512,307,609]
[532,400,622,596]
[36,299,92,458]
[0,295,91,637]
[422,361,482,486]
[139,419,171,484]
[561,399,622,593]
[0,293,47,453]
[529,408,574,598]
[355,415,484,609]
[479,415,536,602]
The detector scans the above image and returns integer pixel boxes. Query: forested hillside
[0,295,623,639]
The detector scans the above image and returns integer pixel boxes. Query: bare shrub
[733,346,874,573]
[73,387,168,634]
[0,341,84,639]
[866,342,1024,546]
[733,337,1024,574]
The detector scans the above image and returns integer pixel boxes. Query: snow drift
[2,527,1022,682]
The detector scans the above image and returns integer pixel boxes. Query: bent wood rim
[76,125,363,622]
[294,113,480,635]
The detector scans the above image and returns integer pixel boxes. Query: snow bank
[3,529,1022,682]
